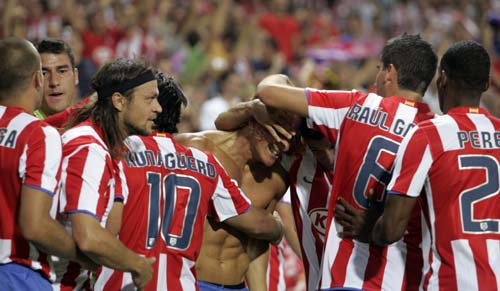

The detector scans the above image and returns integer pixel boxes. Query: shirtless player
[176,112,296,291]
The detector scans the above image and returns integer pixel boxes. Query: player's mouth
[48,92,64,99]
[267,143,281,159]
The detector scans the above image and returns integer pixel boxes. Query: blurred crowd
[2,0,500,130]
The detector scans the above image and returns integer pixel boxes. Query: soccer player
[365,40,500,290]
[257,34,438,290]
[216,102,334,291]
[175,106,294,291]
[94,72,284,290]
[55,59,158,290]
[35,38,79,119]
[0,37,92,290]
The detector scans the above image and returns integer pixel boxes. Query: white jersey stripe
[420,213,431,290]
[63,125,107,149]
[0,239,12,263]
[407,145,432,197]
[92,271,109,290]
[451,239,478,291]
[77,145,107,216]
[361,93,383,109]
[389,103,417,136]
[180,257,195,291]
[432,115,461,151]
[468,113,495,133]
[41,126,62,192]
[344,241,369,289]
[382,240,407,291]
[487,239,500,290]
[120,271,134,290]
[157,254,167,291]
[425,182,441,290]
[0,106,6,119]
[308,106,349,130]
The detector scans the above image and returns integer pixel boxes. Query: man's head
[376,34,437,97]
[92,58,161,137]
[37,38,79,115]
[0,37,43,111]
[68,58,161,159]
[154,72,188,133]
[300,120,335,172]
[437,40,490,113]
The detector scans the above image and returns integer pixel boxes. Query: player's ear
[111,92,126,112]
[33,70,43,91]
[385,64,397,84]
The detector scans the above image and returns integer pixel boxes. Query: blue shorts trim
[198,280,248,291]
[0,263,52,291]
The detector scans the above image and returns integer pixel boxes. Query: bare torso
[175,130,288,285]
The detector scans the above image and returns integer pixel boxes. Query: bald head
[0,37,41,100]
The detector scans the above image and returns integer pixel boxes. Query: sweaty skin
[176,125,288,286]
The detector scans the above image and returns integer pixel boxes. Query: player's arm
[246,249,270,291]
[225,207,283,245]
[214,99,294,142]
[256,74,309,117]
[276,202,301,258]
[71,213,155,288]
[19,186,96,270]
[106,201,123,236]
[371,194,417,246]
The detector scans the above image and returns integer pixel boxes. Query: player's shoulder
[174,131,217,152]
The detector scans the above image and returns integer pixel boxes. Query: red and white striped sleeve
[209,154,251,222]
[21,123,62,196]
[388,124,434,197]
[305,88,360,141]
[62,143,113,220]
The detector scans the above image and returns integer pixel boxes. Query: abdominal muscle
[195,219,250,285]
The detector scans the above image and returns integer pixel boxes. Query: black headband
[96,71,156,99]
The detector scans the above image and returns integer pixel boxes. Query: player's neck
[213,131,253,168]
[396,88,423,102]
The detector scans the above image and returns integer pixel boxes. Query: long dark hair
[64,58,153,159]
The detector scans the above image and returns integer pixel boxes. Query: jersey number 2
[146,172,201,250]
[459,155,500,234]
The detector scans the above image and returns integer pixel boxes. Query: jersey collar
[447,106,489,115]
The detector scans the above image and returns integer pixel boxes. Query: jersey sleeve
[21,124,62,196]
[305,88,360,141]
[112,160,127,203]
[209,156,251,222]
[388,126,434,197]
[62,143,112,220]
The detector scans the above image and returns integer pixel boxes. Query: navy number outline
[459,155,500,234]
[353,136,399,209]
[146,172,201,250]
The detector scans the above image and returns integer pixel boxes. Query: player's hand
[335,190,381,243]
[132,256,155,290]
[250,99,295,143]
[335,197,368,240]
[269,212,284,246]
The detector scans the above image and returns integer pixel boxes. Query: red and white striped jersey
[54,120,118,290]
[267,192,307,291]
[95,133,252,291]
[306,89,434,290]
[0,105,62,282]
[281,147,332,291]
[388,107,500,291]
